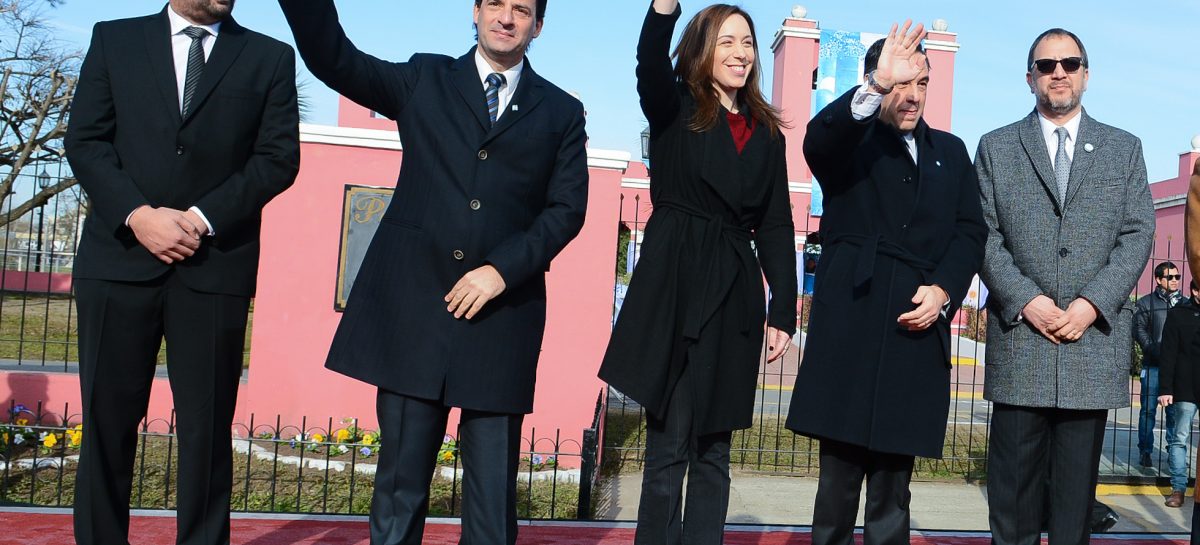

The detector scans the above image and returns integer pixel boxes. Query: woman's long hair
[672,5,787,136]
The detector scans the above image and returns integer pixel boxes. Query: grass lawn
[0,434,579,519]
[602,408,989,482]
[0,293,253,368]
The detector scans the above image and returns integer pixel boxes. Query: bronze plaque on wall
[335,185,394,311]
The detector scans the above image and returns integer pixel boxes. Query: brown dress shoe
[1165,490,1185,508]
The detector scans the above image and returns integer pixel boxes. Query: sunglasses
[1031,57,1085,74]
[1160,274,1183,280]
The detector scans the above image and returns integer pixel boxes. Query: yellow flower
[15,418,28,426]
[311,433,326,443]
[363,433,378,446]
[334,429,351,443]
[42,433,58,448]
[440,451,454,462]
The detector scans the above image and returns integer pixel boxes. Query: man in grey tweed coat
[976,28,1154,545]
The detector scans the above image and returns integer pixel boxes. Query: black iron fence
[610,194,1197,487]
[0,402,601,520]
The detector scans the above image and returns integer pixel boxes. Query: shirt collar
[473,49,523,92]
[167,4,222,38]
[1037,109,1082,147]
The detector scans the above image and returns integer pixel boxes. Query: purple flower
[532,454,543,465]
[360,447,373,457]
[11,404,27,416]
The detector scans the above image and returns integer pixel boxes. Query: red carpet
[0,509,1188,545]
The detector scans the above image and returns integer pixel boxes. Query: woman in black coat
[598,1,797,543]
[1157,280,1200,505]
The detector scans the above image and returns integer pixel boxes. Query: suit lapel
[909,120,933,227]
[482,63,545,145]
[145,8,181,124]
[1017,111,1063,209]
[450,48,490,132]
[1063,110,1102,208]
[182,17,248,124]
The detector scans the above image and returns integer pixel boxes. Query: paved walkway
[595,472,1195,533]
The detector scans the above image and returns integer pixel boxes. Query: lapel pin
[935,160,942,167]
[1084,143,1094,153]
[512,104,519,112]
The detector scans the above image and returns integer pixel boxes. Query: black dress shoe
[1139,453,1153,467]
[1092,509,1120,533]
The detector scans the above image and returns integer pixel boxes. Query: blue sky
[45,1,1200,183]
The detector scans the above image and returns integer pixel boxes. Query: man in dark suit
[277,1,587,543]
[64,1,299,544]
[786,22,986,544]
[977,28,1154,545]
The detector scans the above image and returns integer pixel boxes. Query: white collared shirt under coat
[473,50,523,121]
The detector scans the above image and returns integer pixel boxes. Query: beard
[1038,89,1081,116]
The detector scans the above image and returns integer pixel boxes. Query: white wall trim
[789,182,813,193]
[299,123,632,172]
[1155,194,1186,209]
[923,39,960,53]
[771,25,821,51]
[300,123,402,150]
[621,178,650,189]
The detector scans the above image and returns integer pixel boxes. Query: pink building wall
[1138,150,1200,295]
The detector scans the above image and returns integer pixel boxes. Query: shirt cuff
[851,86,884,121]
[189,206,215,236]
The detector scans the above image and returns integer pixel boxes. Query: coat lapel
[1062,110,1102,208]
[145,8,181,124]
[909,120,935,226]
[182,17,248,124]
[482,63,545,145]
[1017,111,1063,210]
[450,48,490,132]
[698,108,742,212]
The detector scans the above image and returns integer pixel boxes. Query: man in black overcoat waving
[786,22,986,544]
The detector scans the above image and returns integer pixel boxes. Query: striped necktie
[485,72,506,125]
[1053,126,1071,200]
[181,26,209,118]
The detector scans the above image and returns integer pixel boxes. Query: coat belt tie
[831,233,937,289]
[655,200,756,340]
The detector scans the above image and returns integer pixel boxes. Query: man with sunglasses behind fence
[976,28,1154,544]
[1134,262,1184,471]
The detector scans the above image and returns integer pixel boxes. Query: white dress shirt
[851,85,917,163]
[131,6,219,235]
[1036,109,1082,169]
[474,50,523,121]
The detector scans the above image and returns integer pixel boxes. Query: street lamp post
[35,169,50,273]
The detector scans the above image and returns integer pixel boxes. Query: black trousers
[988,404,1107,545]
[812,439,915,545]
[371,389,523,545]
[635,363,733,545]
[73,274,250,545]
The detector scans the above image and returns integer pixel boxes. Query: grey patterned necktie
[1053,126,1071,200]
[485,72,506,125]
[181,26,209,118]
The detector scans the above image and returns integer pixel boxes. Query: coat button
[902,176,913,184]
[452,250,465,260]
[469,199,481,210]
[1059,248,1069,257]
[176,145,185,155]
[477,150,488,160]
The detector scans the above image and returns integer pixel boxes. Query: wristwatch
[866,71,893,95]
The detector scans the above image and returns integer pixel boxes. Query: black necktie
[181,26,209,118]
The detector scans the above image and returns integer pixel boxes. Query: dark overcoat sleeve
[636,4,681,136]
[802,87,873,192]
[1159,310,1181,396]
[482,111,589,288]
[756,145,798,336]
[278,0,419,120]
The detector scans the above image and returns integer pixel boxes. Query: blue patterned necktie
[485,72,506,125]
[181,26,209,118]
[1053,126,1071,200]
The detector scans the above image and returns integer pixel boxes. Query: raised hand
[651,0,678,15]
[873,20,928,90]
